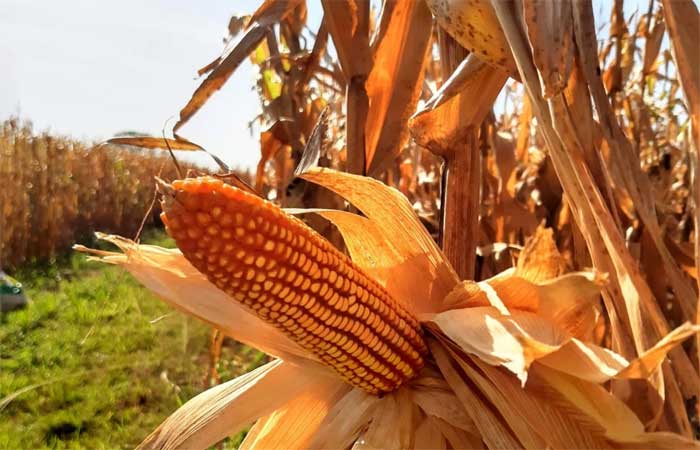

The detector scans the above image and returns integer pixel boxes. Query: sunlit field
[2,0,699,448]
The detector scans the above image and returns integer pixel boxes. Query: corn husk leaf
[435,335,700,449]
[430,340,531,449]
[308,387,381,449]
[413,415,448,450]
[411,369,478,435]
[356,388,413,450]
[74,235,314,363]
[138,359,334,450]
[238,374,348,450]
[300,168,459,316]
[432,300,699,386]
[489,0,700,422]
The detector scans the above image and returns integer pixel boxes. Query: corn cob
[159,176,427,395]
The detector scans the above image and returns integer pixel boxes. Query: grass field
[0,230,263,449]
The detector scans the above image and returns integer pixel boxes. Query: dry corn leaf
[238,375,348,450]
[429,416,483,449]
[464,355,611,449]
[138,360,328,450]
[359,388,413,449]
[364,0,433,176]
[533,366,700,448]
[537,322,700,383]
[247,0,303,29]
[411,375,477,435]
[515,225,566,283]
[174,26,267,133]
[321,0,370,79]
[293,108,328,177]
[106,136,203,151]
[412,414,448,450]
[256,122,288,191]
[661,0,699,138]
[642,17,665,75]
[572,1,698,328]
[410,55,508,158]
[174,0,301,132]
[522,0,575,97]
[489,1,700,423]
[426,0,516,75]
[308,388,380,449]
[430,341,528,449]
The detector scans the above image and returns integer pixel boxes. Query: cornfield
[0,119,224,269]
[53,0,700,447]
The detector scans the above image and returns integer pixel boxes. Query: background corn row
[0,118,221,270]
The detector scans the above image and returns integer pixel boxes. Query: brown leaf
[321,0,370,79]
[248,0,303,29]
[661,0,699,144]
[426,0,516,75]
[174,0,302,132]
[300,168,459,316]
[106,136,202,151]
[516,225,567,283]
[642,17,665,75]
[410,55,508,158]
[138,360,332,450]
[523,0,575,97]
[256,121,289,192]
[364,0,433,176]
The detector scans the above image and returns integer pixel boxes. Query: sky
[0,0,320,171]
[0,0,663,171]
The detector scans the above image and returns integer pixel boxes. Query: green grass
[0,229,264,449]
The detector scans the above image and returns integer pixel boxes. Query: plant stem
[441,128,481,279]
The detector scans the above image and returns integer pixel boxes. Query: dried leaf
[321,0,370,79]
[106,136,203,152]
[522,0,575,97]
[256,122,288,191]
[661,0,699,138]
[174,26,267,133]
[410,55,508,158]
[430,340,530,449]
[426,0,516,74]
[308,388,380,449]
[364,0,433,176]
[174,0,301,132]
[238,375,348,450]
[515,225,567,283]
[138,360,329,450]
[294,108,329,177]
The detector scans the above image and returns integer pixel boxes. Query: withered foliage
[0,119,234,269]
[160,0,700,442]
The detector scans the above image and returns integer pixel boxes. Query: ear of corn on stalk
[159,176,427,395]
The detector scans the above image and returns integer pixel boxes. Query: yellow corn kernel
[160,176,427,395]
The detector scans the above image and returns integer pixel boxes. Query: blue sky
[0,0,657,171]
